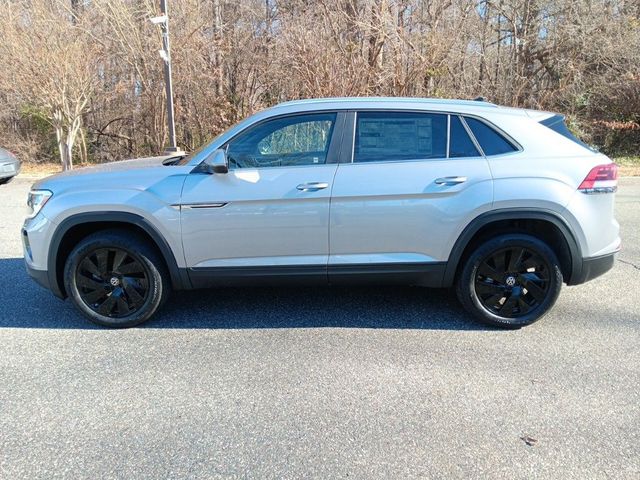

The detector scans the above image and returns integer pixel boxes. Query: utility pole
[152,0,181,154]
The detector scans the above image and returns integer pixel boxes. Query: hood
[33,155,190,193]
[37,155,175,180]
[33,155,182,189]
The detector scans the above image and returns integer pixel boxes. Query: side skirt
[186,262,446,289]
[188,265,328,288]
[329,262,446,287]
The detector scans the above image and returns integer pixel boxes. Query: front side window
[354,112,447,163]
[226,113,336,168]
[464,117,517,156]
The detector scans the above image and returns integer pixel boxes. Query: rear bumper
[569,251,618,285]
[0,160,20,179]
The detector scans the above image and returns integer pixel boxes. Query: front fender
[46,210,189,299]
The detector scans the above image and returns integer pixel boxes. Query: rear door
[328,110,494,285]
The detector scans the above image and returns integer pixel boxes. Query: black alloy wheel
[474,246,550,318]
[75,247,150,318]
[64,229,170,327]
[456,234,563,328]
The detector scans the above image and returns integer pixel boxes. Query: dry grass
[18,162,62,176]
[18,162,94,178]
[615,157,640,176]
[619,165,640,176]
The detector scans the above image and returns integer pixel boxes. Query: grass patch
[18,162,95,178]
[19,162,62,176]
[615,156,640,176]
[614,156,640,166]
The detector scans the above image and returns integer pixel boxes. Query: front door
[180,111,342,286]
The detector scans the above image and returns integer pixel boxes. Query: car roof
[271,96,499,111]
[262,97,557,123]
[276,97,497,108]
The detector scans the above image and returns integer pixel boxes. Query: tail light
[578,163,618,194]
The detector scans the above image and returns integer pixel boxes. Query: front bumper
[22,213,65,298]
[25,260,51,291]
[569,251,618,285]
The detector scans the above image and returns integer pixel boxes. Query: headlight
[27,189,53,219]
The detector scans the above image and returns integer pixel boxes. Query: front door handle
[297,182,329,191]
[434,176,467,185]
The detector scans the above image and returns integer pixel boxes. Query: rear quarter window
[539,114,596,152]
[464,117,518,156]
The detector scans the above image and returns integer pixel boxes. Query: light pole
[151,0,181,154]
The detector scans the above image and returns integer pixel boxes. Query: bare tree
[0,0,101,170]
[0,0,638,168]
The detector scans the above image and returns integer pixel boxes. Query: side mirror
[203,149,228,174]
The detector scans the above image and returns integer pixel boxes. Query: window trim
[446,114,451,158]
[220,110,346,170]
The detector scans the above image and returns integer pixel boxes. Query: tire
[456,234,563,328]
[63,229,170,327]
[0,176,14,185]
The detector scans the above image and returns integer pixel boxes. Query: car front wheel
[64,229,170,328]
[456,234,563,328]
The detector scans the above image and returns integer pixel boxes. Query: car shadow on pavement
[0,257,488,331]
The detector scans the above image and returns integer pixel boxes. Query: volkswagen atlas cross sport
[22,97,620,328]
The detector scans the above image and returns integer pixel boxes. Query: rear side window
[539,114,596,152]
[449,116,480,158]
[354,112,447,162]
[464,117,517,156]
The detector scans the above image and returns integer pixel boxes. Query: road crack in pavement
[520,435,538,447]
[618,258,640,271]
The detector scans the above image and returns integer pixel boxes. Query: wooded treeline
[0,0,638,169]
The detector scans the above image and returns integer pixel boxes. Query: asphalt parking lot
[1,175,639,479]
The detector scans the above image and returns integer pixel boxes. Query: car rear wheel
[456,234,563,328]
[64,229,170,328]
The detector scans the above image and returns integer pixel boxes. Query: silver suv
[23,98,620,328]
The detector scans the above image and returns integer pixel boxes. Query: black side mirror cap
[202,149,228,174]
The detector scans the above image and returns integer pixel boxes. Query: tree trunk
[213,0,224,97]
[53,109,80,171]
[56,129,72,171]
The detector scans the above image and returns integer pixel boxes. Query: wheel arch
[443,209,583,287]
[48,211,190,298]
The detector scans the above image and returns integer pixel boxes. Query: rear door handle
[434,176,467,185]
[297,182,329,191]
